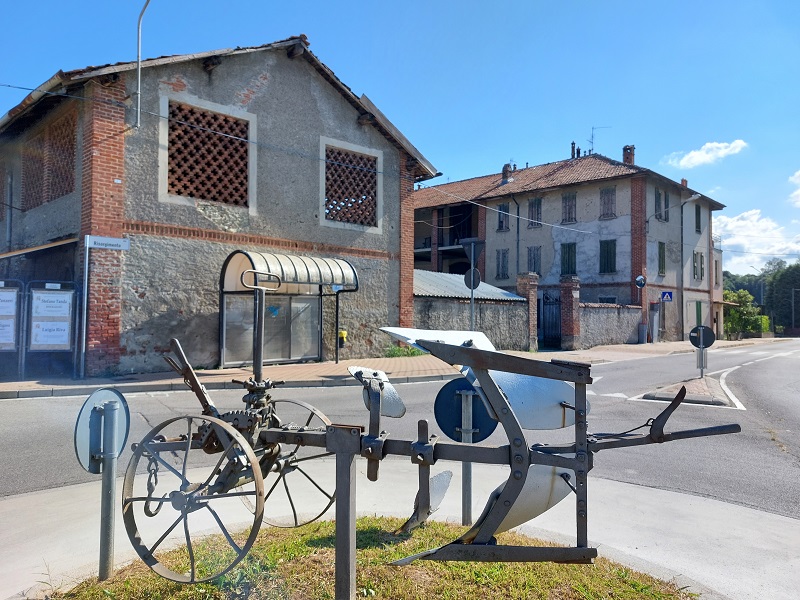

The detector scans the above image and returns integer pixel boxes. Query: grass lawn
[51,516,695,599]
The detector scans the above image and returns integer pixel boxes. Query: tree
[763,258,787,275]
[766,264,800,331]
[723,289,762,338]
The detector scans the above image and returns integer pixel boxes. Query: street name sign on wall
[86,236,130,251]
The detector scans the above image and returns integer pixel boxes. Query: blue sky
[2,1,798,274]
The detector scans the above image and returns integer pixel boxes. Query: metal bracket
[410,432,438,466]
[361,431,389,480]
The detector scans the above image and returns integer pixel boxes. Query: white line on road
[720,366,746,410]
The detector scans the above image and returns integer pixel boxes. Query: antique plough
[121,335,740,596]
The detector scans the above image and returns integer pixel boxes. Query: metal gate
[541,291,561,348]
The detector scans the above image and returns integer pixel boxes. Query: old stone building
[0,35,437,377]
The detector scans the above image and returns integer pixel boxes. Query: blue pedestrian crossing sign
[660,291,673,302]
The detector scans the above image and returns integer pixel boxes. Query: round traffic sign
[689,325,715,349]
[434,378,497,443]
[464,268,481,290]
[74,388,130,474]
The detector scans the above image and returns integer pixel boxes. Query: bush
[383,344,425,358]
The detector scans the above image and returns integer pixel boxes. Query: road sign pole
[459,390,474,525]
[469,243,475,331]
[98,399,119,580]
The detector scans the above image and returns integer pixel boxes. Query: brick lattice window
[0,162,5,222]
[22,133,46,210]
[48,111,77,200]
[168,101,249,206]
[324,146,378,227]
[21,112,77,210]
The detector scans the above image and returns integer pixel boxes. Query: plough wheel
[122,415,264,583]
[256,399,336,527]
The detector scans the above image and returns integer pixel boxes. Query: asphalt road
[2,341,798,519]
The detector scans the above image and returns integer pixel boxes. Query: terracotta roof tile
[413,154,647,208]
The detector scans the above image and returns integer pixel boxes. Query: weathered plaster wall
[579,303,640,347]
[111,46,409,372]
[413,297,528,350]
[485,181,635,302]
[119,235,397,372]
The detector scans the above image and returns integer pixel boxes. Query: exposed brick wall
[516,272,539,350]
[21,109,77,210]
[630,176,647,324]
[80,77,128,375]
[122,221,392,260]
[477,203,486,275]
[560,275,580,350]
[430,208,439,271]
[398,160,415,327]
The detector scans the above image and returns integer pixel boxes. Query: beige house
[412,144,725,344]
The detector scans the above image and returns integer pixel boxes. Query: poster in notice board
[30,289,74,351]
[0,288,18,350]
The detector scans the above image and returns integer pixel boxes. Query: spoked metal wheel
[257,399,336,527]
[122,415,265,583]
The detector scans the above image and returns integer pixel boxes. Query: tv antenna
[588,126,611,153]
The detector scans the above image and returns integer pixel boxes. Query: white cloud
[665,140,748,169]
[714,209,800,274]
[789,169,800,207]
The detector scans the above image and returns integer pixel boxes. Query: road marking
[719,366,746,410]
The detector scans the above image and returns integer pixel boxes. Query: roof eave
[0,70,67,135]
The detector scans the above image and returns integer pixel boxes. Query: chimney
[623,145,635,165]
[571,141,576,159]
[681,178,688,187]
[501,163,514,184]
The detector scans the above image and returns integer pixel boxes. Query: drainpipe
[135,0,152,129]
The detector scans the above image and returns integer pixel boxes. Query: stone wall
[413,297,528,350]
[579,303,641,347]
[119,235,397,373]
